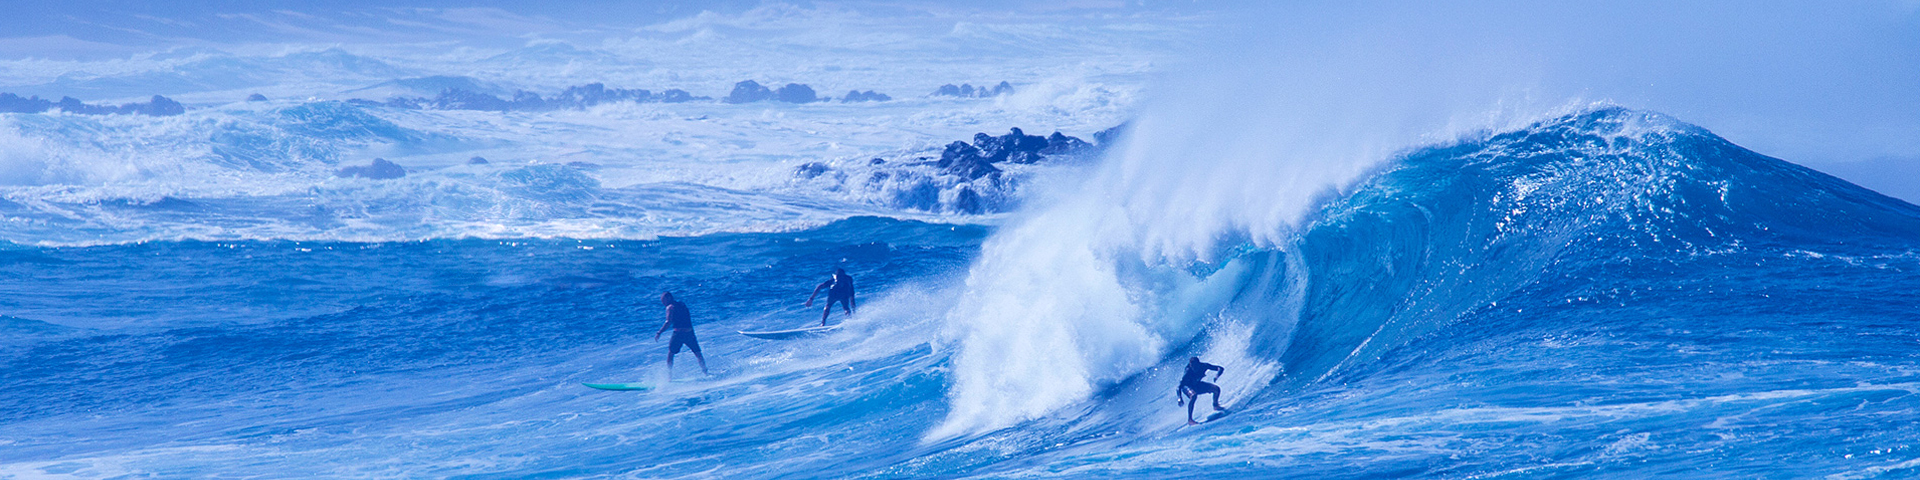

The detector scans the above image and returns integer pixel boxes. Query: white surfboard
[739,324,840,340]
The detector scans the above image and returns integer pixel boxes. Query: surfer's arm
[806,280,830,306]
[655,310,672,340]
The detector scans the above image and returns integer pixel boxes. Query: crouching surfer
[655,292,709,379]
[1177,357,1227,425]
[805,268,856,326]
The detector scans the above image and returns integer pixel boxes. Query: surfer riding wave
[1177,357,1226,425]
[806,268,856,326]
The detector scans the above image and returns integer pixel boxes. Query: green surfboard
[584,382,654,391]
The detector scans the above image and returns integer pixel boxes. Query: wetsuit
[821,272,854,308]
[1181,360,1223,398]
[666,300,700,355]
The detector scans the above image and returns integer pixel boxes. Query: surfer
[1176,357,1226,425]
[654,292,709,378]
[805,268,856,326]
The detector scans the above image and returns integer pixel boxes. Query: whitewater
[6,2,1920,479]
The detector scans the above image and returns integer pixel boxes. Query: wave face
[8,108,1920,479]
[930,107,1920,477]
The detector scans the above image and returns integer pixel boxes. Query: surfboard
[583,382,654,391]
[739,324,839,340]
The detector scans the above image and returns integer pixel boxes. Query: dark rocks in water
[551,83,644,106]
[511,90,548,110]
[658,89,698,103]
[1092,122,1130,146]
[937,141,1002,180]
[467,156,489,165]
[0,93,50,113]
[979,127,1051,164]
[970,133,998,155]
[774,83,818,103]
[939,141,981,166]
[1040,132,1092,155]
[0,93,184,116]
[932,127,1097,178]
[842,90,891,102]
[725,80,775,104]
[55,97,96,114]
[795,161,830,179]
[728,81,820,104]
[855,126,1099,214]
[138,96,187,116]
[246,93,269,102]
[338,158,407,179]
[358,83,710,111]
[952,186,985,214]
[429,88,516,111]
[933,81,1014,98]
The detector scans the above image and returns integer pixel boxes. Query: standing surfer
[655,292,709,378]
[1177,357,1227,425]
[805,268,856,326]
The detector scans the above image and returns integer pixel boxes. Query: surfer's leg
[687,334,709,374]
[668,336,687,378]
[1200,382,1224,410]
[820,304,832,325]
[1186,396,1198,425]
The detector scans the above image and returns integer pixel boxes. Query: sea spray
[930,3,1542,436]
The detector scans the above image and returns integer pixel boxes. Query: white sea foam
[0,5,1191,245]
[931,2,1574,437]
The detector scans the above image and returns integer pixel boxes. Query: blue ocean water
[5,107,1920,478]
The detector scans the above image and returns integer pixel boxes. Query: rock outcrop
[727,80,823,104]
[932,81,1014,98]
[354,83,706,111]
[0,93,186,116]
[725,80,775,104]
[936,127,1094,179]
[783,125,1110,216]
[841,90,891,102]
[338,158,407,179]
[774,83,817,103]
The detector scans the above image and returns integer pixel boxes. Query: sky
[0,1,1189,57]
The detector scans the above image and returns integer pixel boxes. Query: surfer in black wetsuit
[805,268,855,326]
[654,292,708,378]
[1176,357,1226,425]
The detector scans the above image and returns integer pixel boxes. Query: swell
[936,106,1920,441]
[1255,107,1920,393]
